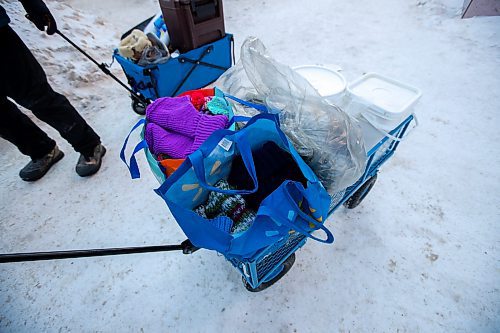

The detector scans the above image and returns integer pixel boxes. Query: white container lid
[294,65,347,97]
[347,73,422,118]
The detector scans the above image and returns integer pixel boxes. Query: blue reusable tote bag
[154,113,333,259]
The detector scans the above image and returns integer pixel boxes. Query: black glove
[21,0,57,35]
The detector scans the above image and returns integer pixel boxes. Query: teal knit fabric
[206,96,232,117]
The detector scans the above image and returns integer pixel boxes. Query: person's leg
[0,96,56,159]
[0,25,104,177]
[0,25,101,156]
[25,82,102,157]
[0,96,64,181]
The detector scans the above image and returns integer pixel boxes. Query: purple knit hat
[145,122,193,158]
[146,96,228,139]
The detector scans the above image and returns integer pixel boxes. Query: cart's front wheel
[243,253,296,292]
[344,174,377,209]
[131,98,147,115]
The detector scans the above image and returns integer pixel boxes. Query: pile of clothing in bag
[193,141,308,235]
[144,88,233,176]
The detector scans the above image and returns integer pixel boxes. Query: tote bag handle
[259,181,334,244]
[224,94,269,113]
[120,118,147,179]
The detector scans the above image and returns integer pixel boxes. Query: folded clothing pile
[145,95,229,159]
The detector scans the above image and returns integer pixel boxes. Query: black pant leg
[0,96,56,159]
[0,25,101,157]
[24,82,101,156]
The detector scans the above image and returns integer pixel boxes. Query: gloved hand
[21,0,57,35]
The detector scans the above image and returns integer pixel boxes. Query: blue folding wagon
[113,17,233,114]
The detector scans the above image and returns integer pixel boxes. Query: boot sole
[21,151,65,182]
[76,146,106,177]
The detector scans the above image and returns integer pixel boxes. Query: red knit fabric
[179,88,215,98]
[179,88,215,111]
[190,92,206,110]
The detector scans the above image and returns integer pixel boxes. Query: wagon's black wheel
[131,98,147,115]
[344,174,378,209]
[243,253,296,292]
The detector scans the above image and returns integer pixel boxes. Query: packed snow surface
[0,0,499,332]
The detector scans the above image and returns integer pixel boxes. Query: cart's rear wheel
[131,98,147,115]
[243,253,296,292]
[344,174,377,209]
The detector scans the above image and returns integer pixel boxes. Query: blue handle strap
[120,118,147,179]
[224,94,269,113]
[128,140,148,179]
[226,112,288,152]
[258,182,334,243]
[259,204,333,243]
[227,115,252,128]
[188,136,259,195]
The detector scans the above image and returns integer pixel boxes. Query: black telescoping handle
[0,240,199,263]
[54,30,149,106]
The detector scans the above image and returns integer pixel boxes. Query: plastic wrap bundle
[215,37,366,193]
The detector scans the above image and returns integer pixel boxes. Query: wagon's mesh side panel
[329,189,346,211]
[256,233,305,280]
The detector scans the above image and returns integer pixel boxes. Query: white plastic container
[293,65,347,104]
[346,73,422,131]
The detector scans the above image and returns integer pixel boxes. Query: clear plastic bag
[216,37,366,193]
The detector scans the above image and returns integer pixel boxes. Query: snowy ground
[0,0,499,332]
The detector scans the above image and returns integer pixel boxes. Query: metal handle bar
[0,240,199,263]
[55,29,149,106]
